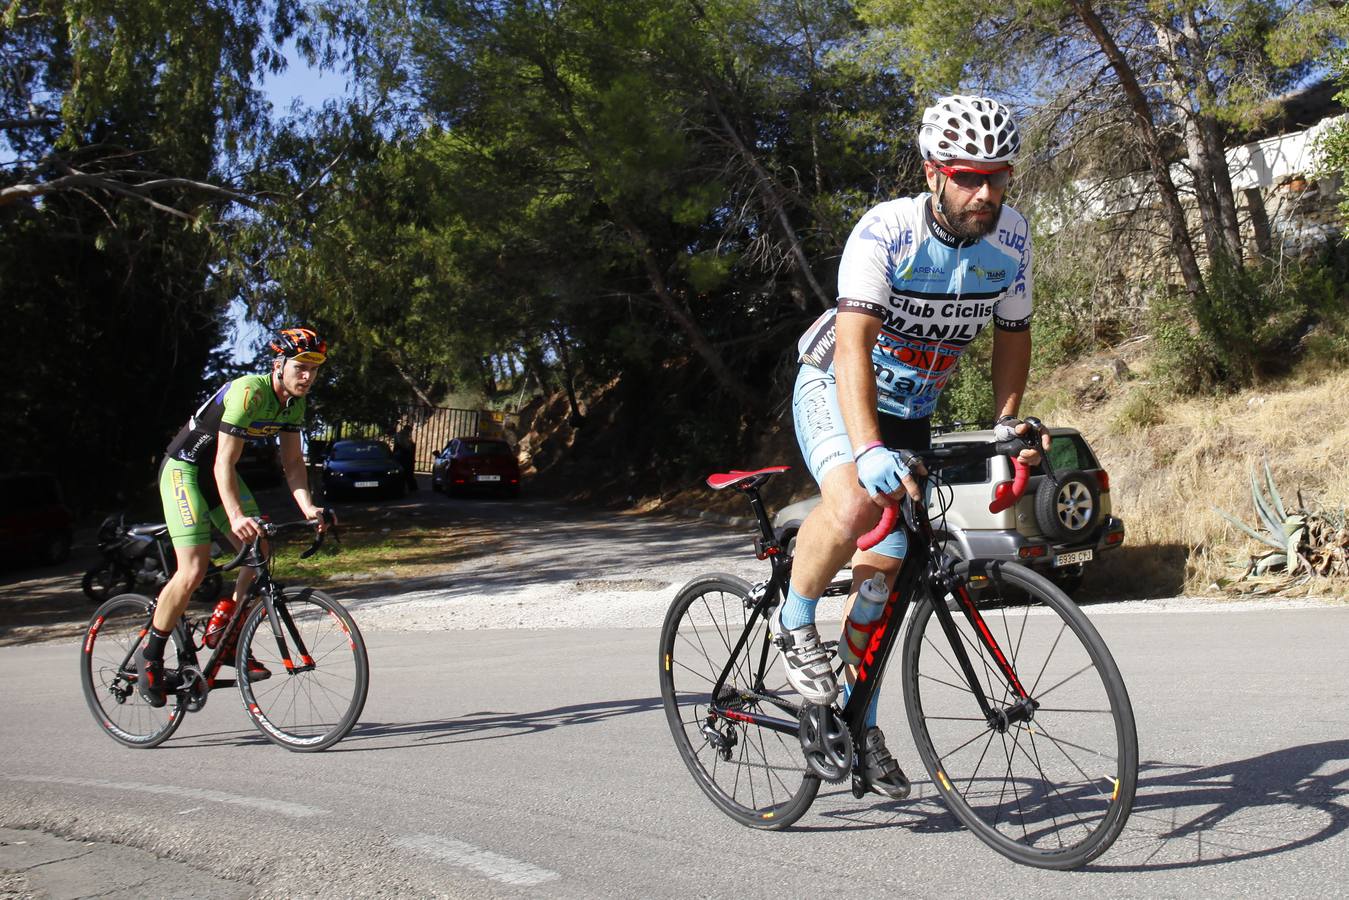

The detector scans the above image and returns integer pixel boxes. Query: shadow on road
[337,696,665,750]
[805,740,1349,870]
[182,696,665,752]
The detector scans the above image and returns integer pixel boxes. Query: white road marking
[4,776,326,819]
[395,833,560,887]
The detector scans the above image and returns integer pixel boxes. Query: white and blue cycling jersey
[797,194,1032,419]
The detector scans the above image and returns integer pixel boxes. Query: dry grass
[1033,363,1349,598]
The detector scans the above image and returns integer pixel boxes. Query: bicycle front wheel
[79,593,187,748]
[903,561,1137,869]
[237,587,369,752]
[659,574,819,829]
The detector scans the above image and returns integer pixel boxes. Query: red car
[431,437,521,497]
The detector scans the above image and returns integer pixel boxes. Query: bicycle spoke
[906,566,1136,867]
[661,576,817,829]
[238,590,367,751]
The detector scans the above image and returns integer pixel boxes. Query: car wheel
[1034,470,1101,543]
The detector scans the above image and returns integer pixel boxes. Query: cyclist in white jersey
[774,95,1047,798]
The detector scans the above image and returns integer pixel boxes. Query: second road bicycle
[80,513,369,752]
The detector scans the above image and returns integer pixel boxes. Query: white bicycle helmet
[918,95,1020,164]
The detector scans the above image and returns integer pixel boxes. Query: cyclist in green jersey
[137,328,334,707]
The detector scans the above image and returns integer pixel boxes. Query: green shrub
[934,328,994,425]
[1113,387,1164,432]
[1160,251,1348,394]
[1151,293,1224,395]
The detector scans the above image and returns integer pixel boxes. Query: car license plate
[476,474,501,482]
[1055,549,1093,567]
[354,480,379,488]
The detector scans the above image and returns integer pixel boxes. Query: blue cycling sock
[779,585,819,631]
[842,680,880,728]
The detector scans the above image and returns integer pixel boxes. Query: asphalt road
[3,496,1349,897]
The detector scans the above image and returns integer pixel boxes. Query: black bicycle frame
[117,551,318,700]
[707,475,1036,744]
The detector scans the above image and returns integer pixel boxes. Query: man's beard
[942,187,1003,241]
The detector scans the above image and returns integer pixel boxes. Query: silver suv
[771,425,1125,593]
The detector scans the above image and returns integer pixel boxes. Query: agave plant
[1214,461,1349,583]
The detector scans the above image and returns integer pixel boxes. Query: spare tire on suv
[1033,470,1102,542]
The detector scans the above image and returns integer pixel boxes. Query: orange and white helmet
[270,327,328,364]
[918,95,1020,164]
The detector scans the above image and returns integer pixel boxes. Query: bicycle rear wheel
[79,593,187,748]
[903,561,1137,869]
[659,574,819,829]
[236,587,369,752]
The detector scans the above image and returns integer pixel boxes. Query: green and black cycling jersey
[164,374,306,473]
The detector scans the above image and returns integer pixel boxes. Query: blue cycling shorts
[791,364,931,559]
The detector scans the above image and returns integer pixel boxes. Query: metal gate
[315,406,518,473]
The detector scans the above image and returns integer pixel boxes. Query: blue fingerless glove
[855,445,910,497]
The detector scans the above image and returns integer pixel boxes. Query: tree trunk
[613,209,760,409]
[547,326,585,425]
[702,82,832,312]
[1069,0,1207,301]
[477,357,497,396]
[1155,17,1244,267]
[389,353,437,407]
[1244,188,1273,258]
[522,343,552,396]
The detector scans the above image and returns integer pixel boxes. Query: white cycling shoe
[769,605,839,706]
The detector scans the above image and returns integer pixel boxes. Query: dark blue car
[320,439,406,500]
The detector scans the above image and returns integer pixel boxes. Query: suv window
[936,442,990,485]
[1030,434,1098,475]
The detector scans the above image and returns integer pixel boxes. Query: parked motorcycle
[81,514,223,604]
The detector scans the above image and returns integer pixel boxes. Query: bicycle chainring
[177,665,208,712]
[798,703,852,783]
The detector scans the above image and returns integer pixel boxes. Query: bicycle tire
[902,561,1137,869]
[79,593,187,749]
[236,587,368,752]
[659,573,819,829]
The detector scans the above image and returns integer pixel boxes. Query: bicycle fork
[260,588,317,674]
[929,564,1038,732]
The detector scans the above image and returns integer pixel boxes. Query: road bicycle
[80,514,369,752]
[658,423,1138,869]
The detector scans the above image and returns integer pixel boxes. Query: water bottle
[839,573,890,667]
[204,598,236,648]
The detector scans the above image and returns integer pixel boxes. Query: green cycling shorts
[158,457,259,548]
